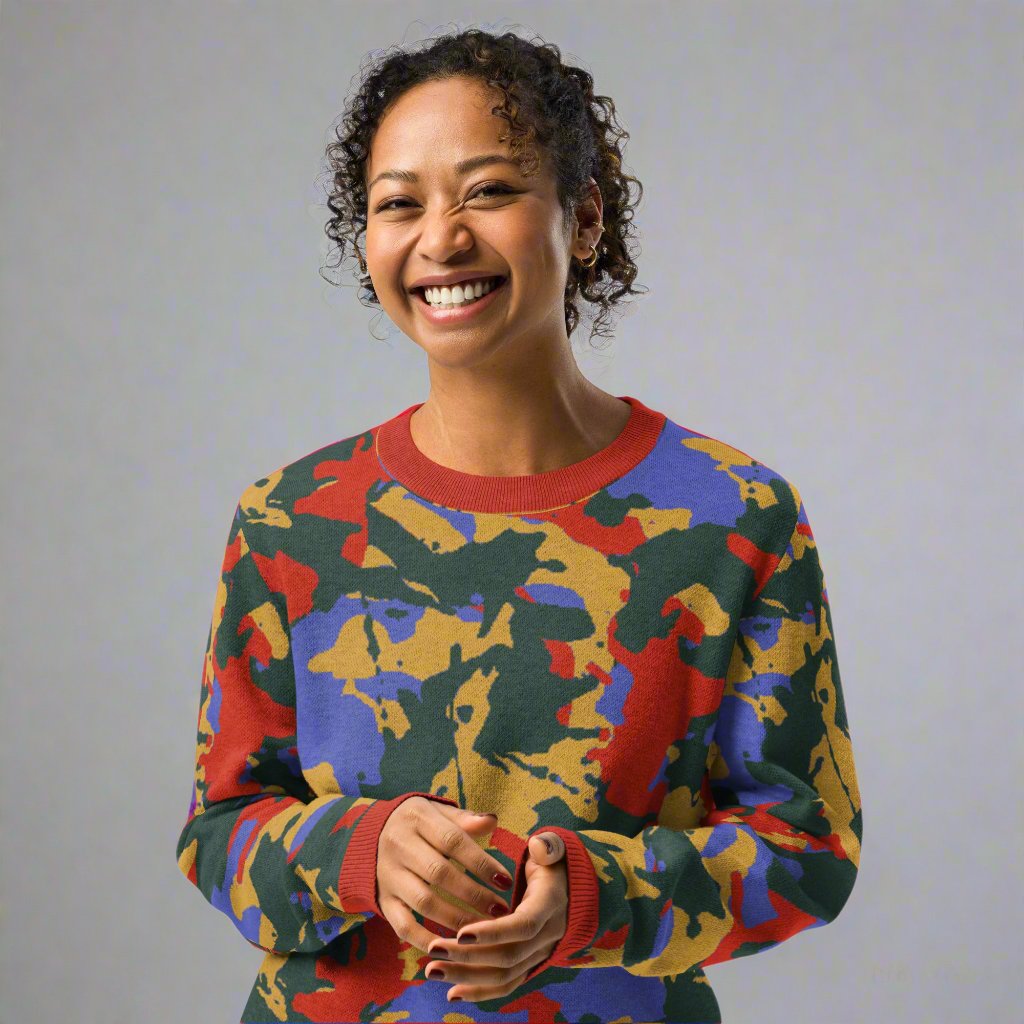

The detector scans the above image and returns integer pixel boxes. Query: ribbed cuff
[512,827,600,982]
[337,791,462,915]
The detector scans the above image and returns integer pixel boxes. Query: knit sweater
[175,394,863,1024]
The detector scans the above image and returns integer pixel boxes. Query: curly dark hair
[317,25,647,347]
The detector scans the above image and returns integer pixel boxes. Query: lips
[412,274,509,321]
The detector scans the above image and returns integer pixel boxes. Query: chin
[413,333,512,369]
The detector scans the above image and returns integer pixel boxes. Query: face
[363,75,601,370]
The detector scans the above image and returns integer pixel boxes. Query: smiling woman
[362,71,593,359]
[319,29,647,351]
[175,24,862,1024]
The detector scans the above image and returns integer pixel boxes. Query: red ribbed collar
[374,394,666,514]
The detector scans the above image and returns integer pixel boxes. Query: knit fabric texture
[175,394,863,1023]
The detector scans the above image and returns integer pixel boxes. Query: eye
[375,183,515,213]
[471,183,514,200]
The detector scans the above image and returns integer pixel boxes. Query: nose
[414,209,476,266]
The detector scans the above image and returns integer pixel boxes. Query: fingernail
[458,932,478,944]
[449,994,462,1001]
[473,811,497,818]
[428,946,450,960]
[542,837,554,855]
[426,967,446,980]
[489,902,509,917]
[492,872,513,889]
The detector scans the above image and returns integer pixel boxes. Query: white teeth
[423,276,502,308]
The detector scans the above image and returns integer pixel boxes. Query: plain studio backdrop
[1,2,1020,1021]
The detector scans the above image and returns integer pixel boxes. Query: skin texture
[425,833,571,1003]
[363,74,632,480]
[363,74,618,1002]
[375,799,516,952]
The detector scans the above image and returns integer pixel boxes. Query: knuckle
[496,971,520,994]
[398,802,421,825]
[411,888,432,914]
[438,826,463,855]
[515,913,539,934]
[425,857,449,884]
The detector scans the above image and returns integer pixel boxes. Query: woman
[175,27,863,1023]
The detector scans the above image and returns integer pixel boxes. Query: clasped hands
[375,798,568,1004]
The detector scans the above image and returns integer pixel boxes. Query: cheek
[530,221,572,278]
[363,230,399,284]
[507,225,567,287]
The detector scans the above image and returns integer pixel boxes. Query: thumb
[528,831,566,865]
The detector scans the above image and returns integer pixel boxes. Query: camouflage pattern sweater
[175,394,863,1023]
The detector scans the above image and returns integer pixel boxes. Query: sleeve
[510,485,863,981]
[174,497,460,955]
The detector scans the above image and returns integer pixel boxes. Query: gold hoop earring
[579,244,599,268]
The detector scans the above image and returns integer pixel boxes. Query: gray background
[2,2,1020,1021]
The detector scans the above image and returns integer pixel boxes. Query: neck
[410,371,631,478]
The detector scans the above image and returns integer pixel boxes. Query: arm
[511,483,863,980]
[174,496,458,954]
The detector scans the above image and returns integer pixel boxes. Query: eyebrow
[367,153,520,194]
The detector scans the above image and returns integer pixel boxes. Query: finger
[380,893,452,956]
[426,868,561,968]
[528,831,566,865]
[424,854,560,962]
[451,883,547,949]
[418,804,515,895]
[439,861,559,958]
[402,833,511,928]
[443,942,556,1004]
[427,925,555,976]
[452,807,500,836]
[389,864,490,939]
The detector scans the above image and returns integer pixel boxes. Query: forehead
[367,77,509,178]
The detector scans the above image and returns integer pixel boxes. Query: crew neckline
[374,394,666,514]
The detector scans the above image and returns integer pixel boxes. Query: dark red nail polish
[428,947,450,960]
[426,967,446,980]
[489,902,508,917]
[458,932,478,943]
[450,994,462,1001]
[493,871,513,889]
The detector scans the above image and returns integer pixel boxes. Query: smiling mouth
[411,275,508,306]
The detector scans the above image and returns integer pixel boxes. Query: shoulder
[233,417,386,531]
[652,410,804,534]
